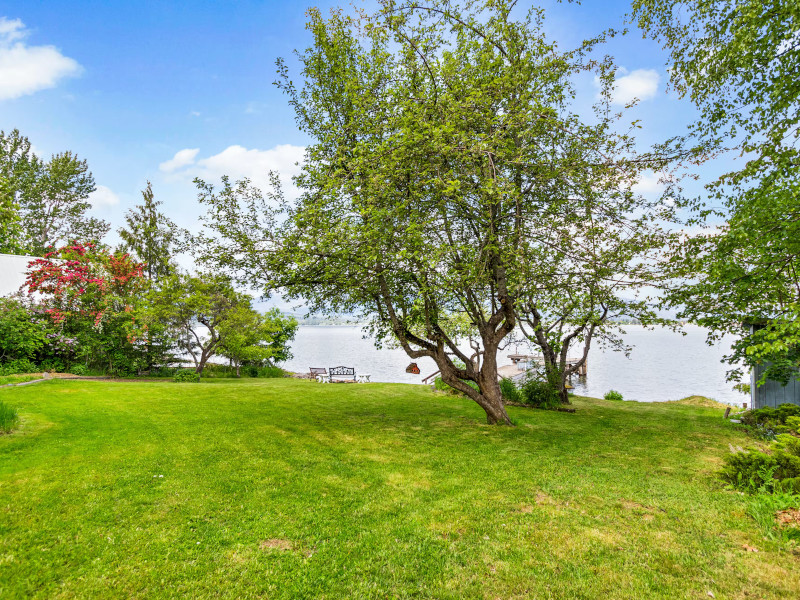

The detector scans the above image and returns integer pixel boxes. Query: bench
[329,366,356,382]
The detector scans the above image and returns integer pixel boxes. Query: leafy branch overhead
[632,0,800,384]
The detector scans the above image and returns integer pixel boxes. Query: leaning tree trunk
[436,338,513,425]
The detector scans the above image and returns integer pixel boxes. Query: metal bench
[329,366,356,382]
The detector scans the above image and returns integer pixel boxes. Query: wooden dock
[507,354,588,377]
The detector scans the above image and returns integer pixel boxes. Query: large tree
[197,1,680,423]
[0,129,109,255]
[218,305,298,376]
[0,176,22,254]
[631,1,800,384]
[152,273,251,375]
[118,181,182,282]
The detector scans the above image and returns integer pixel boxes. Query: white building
[0,253,37,297]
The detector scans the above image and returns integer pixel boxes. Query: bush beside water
[499,377,521,403]
[519,376,561,409]
[604,390,623,401]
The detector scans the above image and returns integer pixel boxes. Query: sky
[0,0,714,307]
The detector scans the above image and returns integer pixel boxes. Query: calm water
[282,325,747,405]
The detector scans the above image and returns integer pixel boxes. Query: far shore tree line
[1,0,796,424]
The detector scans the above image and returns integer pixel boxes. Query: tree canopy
[196,0,683,423]
[118,181,183,282]
[0,129,108,255]
[632,0,800,384]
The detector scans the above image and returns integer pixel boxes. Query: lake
[282,324,748,405]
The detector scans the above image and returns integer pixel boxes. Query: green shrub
[260,366,285,378]
[38,359,65,373]
[0,400,19,434]
[722,429,800,492]
[174,370,200,383]
[519,376,560,409]
[0,358,38,376]
[721,450,781,491]
[433,376,458,395]
[499,377,520,403]
[69,364,89,376]
[742,403,800,427]
[246,365,285,378]
[787,416,800,433]
[604,390,624,402]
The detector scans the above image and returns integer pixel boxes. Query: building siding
[752,362,800,409]
[0,253,36,297]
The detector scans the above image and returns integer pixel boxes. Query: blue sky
[0,1,708,254]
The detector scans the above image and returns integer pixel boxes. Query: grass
[1,379,798,599]
[0,400,19,433]
[0,374,39,386]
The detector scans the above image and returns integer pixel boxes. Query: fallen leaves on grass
[260,539,292,551]
[776,509,800,528]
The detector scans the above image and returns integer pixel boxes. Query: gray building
[752,364,800,409]
[747,323,800,409]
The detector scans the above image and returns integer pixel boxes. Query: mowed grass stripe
[0,379,797,599]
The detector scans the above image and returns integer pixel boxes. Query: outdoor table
[317,374,331,383]
[356,374,371,383]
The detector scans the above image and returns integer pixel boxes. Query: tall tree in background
[197,1,682,423]
[0,129,109,255]
[631,1,800,384]
[118,181,181,281]
[0,176,22,254]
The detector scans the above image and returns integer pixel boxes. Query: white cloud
[0,17,82,101]
[159,148,200,173]
[633,172,666,195]
[163,144,306,198]
[595,68,660,106]
[89,185,120,208]
[0,17,24,42]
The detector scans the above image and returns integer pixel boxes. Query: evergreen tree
[118,181,180,282]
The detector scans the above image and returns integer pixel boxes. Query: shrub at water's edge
[499,377,520,403]
[604,390,623,402]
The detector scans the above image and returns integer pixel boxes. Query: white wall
[0,253,37,297]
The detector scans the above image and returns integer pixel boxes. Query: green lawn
[1,379,797,599]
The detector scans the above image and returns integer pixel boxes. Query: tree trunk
[236,363,241,378]
[439,358,513,425]
[480,382,513,425]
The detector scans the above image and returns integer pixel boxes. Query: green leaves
[118,182,183,282]
[635,0,800,384]
[0,129,108,255]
